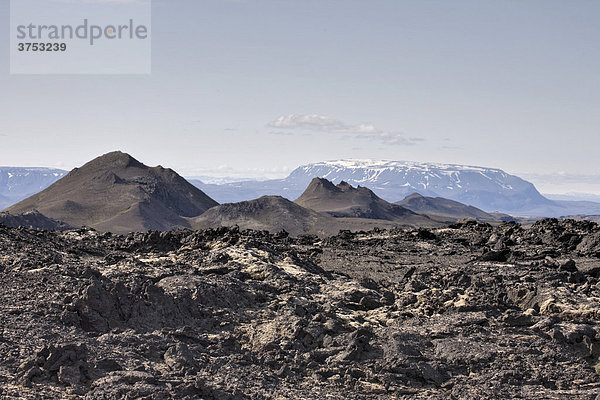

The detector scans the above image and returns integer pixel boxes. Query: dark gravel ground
[1,219,600,399]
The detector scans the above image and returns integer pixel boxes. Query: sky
[0,0,599,194]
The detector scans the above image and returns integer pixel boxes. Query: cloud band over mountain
[268,114,423,146]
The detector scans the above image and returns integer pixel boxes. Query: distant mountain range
[0,167,67,210]
[193,160,600,217]
[2,157,600,220]
[193,160,548,212]
[0,152,457,235]
[288,160,549,212]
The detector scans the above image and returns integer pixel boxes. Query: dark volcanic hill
[192,195,343,236]
[0,210,71,231]
[191,195,433,237]
[294,178,429,222]
[6,152,218,233]
[396,193,497,221]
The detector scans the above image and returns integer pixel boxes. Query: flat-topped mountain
[193,160,564,216]
[289,160,554,213]
[396,193,496,221]
[6,152,218,233]
[295,177,419,220]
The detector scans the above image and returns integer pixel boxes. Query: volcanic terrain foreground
[1,219,600,399]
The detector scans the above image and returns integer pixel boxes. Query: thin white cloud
[267,114,422,146]
[268,114,377,134]
[183,164,292,180]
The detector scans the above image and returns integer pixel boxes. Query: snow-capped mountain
[286,160,553,212]
[195,159,559,215]
[2,160,597,218]
[0,167,67,210]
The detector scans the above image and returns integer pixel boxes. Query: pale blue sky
[0,0,599,193]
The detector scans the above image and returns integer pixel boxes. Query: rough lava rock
[0,219,600,398]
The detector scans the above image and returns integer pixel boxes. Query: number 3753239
[17,43,67,52]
